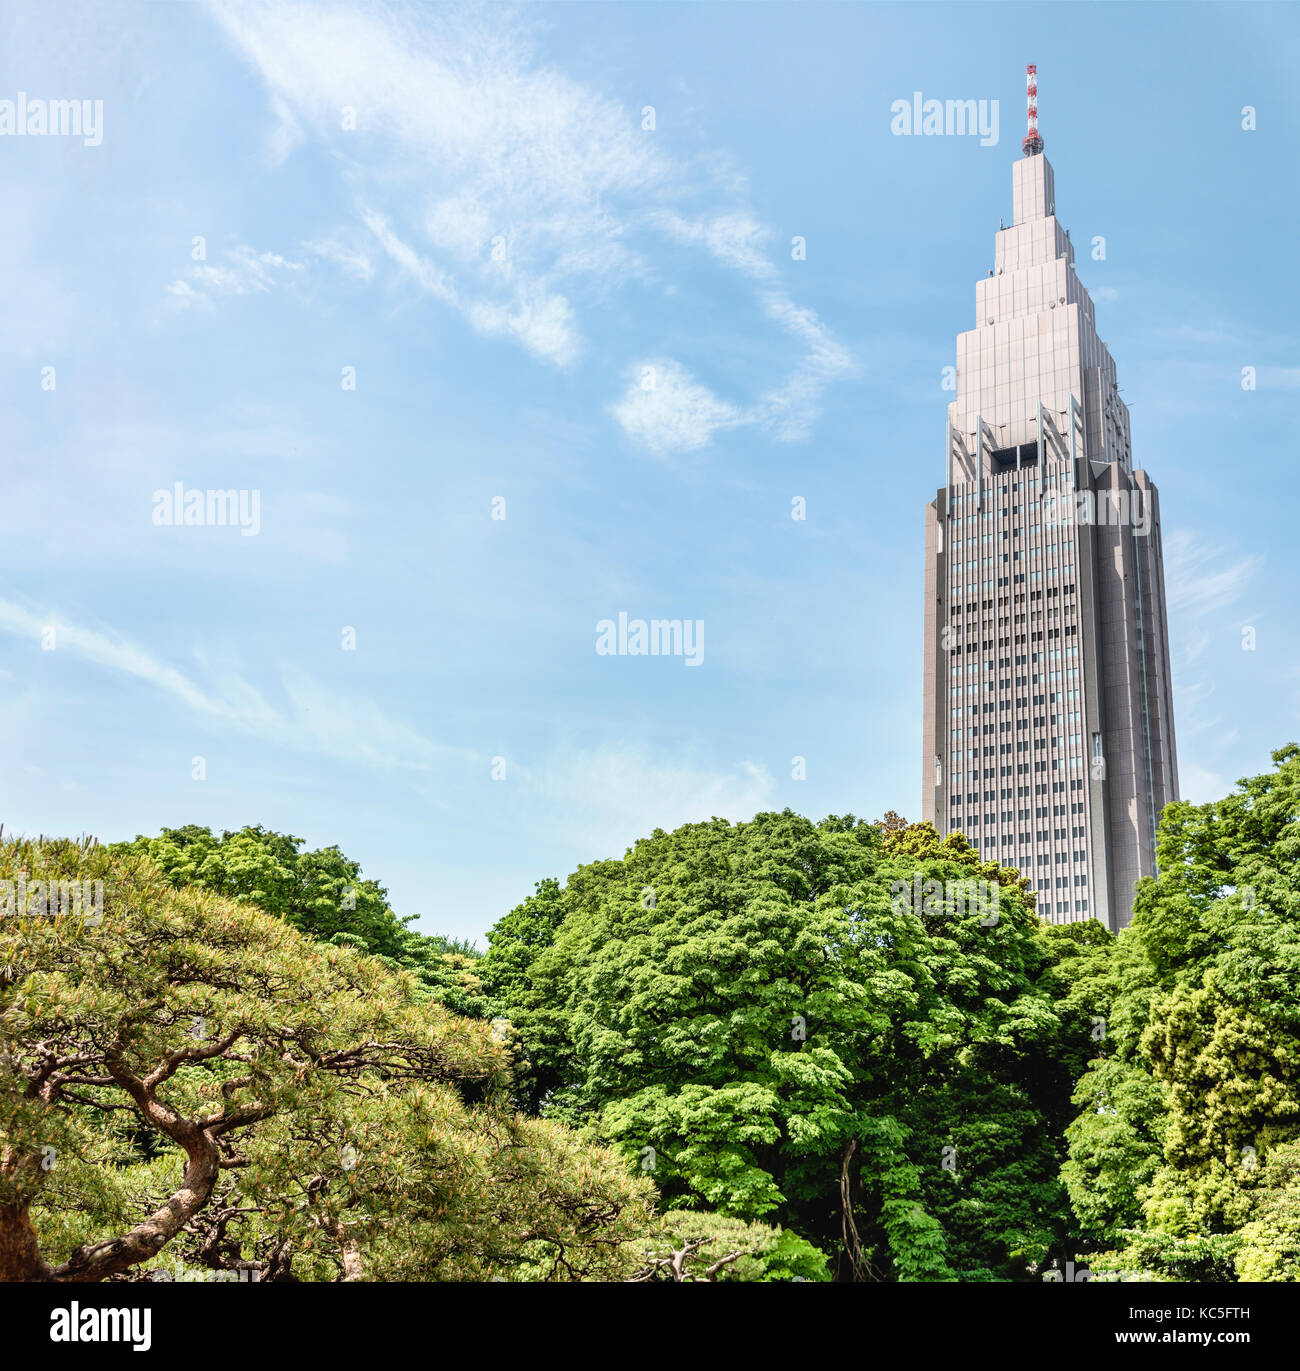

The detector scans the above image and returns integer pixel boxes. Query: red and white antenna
[1022,63,1044,156]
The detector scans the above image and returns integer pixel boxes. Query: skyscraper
[920,67,1178,932]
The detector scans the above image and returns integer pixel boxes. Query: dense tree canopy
[9,743,1298,1283]
[1064,745,1300,1281]
[0,837,654,1282]
[481,811,1082,1280]
[111,824,408,957]
[110,826,491,1018]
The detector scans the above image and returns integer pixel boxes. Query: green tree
[111,825,411,958]
[1064,745,1300,1281]
[631,1210,829,1282]
[111,825,488,1017]
[484,810,1078,1280]
[0,837,653,1282]
[1235,1140,1300,1281]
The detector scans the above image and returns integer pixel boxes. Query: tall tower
[920,67,1178,932]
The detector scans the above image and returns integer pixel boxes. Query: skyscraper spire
[919,89,1179,932]
[1022,63,1043,156]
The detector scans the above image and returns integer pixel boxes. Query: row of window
[953,567,1077,593]
[951,666,1082,699]
[949,640,1078,673]
[951,651,1079,682]
[950,755,1086,783]
[960,814,1088,837]
[953,801,1084,818]
[961,835,1087,860]
[950,545,1076,569]
[950,471,1076,501]
[950,631,1075,657]
[950,737,1084,763]
[952,712,1083,738]
[952,586,1074,610]
[951,690,1080,720]
[954,781,1083,802]
[1040,899,1090,916]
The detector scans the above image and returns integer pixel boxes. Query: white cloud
[467,288,578,366]
[520,744,775,859]
[654,210,777,281]
[0,597,268,723]
[360,206,579,364]
[168,241,303,307]
[265,92,306,167]
[205,0,851,438]
[359,207,458,305]
[278,670,455,771]
[1164,529,1259,663]
[753,291,854,440]
[1164,532,1260,754]
[1178,761,1228,805]
[304,236,374,283]
[0,595,446,772]
[424,195,497,262]
[649,210,853,440]
[208,0,666,366]
[610,359,742,456]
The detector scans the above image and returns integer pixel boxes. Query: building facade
[920,138,1178,932]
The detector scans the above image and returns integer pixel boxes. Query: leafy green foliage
[111,825,489,1017]
[1236,1140,1300,1281]
[482,810,1079,1280]
[18,743,1300,1283]
[0,837,654,1282]
[1064,745,1300,1281]
[633,1210,829,1282]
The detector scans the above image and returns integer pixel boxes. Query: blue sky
[2,1,1296,943]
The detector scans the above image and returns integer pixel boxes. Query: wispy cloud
[0,596,271,723]
[0,595,446,772]
[168,241,303,307]
[207,0,666,367]
[360,207,579,365]
[205,0,851,445]
[609,359,741,456]
[1164,529,1259,671]
[646,210,854,445]
[654,210,778,281]
[1163,531,1260,753]
[304,236,375,283]
[514,743,775,859]
[1178,760,1230,805]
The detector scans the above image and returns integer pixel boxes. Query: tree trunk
[52,1135,222,1282]
[840,1139,867,1282]
[0,1203,54,1282]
